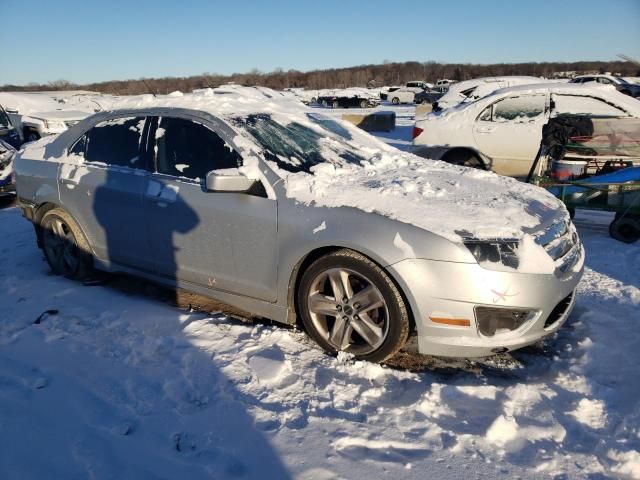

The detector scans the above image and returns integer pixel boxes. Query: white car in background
[0,92,99,143]
[386,87,425,104]
[413,83,640,177]
[433,76,548,111]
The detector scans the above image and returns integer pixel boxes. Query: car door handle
[60,178,79,186]
[476,126,495,133]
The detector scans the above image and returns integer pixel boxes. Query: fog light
[474,307,537,337]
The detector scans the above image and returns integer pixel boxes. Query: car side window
[551,94,628,117]
[68,134,87,157]
[85,117,146,168]
[154,117,242,180]
[482,95,546,123]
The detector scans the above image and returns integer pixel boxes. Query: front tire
[609,215,640,243]
[41,208,93,280]
[332,100,340,109]
[297,249,410,363]
[391,97,400,105]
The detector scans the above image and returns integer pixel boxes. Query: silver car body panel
[15,104,584,357]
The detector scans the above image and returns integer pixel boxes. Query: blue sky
[1,0,639,85]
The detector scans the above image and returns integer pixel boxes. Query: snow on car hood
[284,149,565,244]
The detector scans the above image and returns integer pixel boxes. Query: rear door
[58,116,154,271]
[473,93,548,177]
[144,115,278,301]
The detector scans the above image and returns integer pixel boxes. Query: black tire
[359,99,369,108]
[322,100,328,107]
[443,150,485,169]
[41,208,93,280]
[297,249,410,363]
[391,97,400,105]
[332,100,340,109]
[310,97,317,104]
[609,215,640,243]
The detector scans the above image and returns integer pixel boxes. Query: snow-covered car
[0,104,21,148]
[433,76,548,111]
[413,83,640,177]
[16,87,583,362]
[317,88,379,108]
[0,92,96,143]
[569,74,640,98]
[0,139,16,198]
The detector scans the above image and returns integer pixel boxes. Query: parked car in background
[569,74,640,98]
[413,83,640,177]
[379,86,402,101]
[406,81,433,90]
[317,88,379,108]
[0,139,16,198]
[386,87,424,105]
[414,89,445,105]
[433,76,548,111]
[0,105,21,148]
[15,87,583,362]
[0,92,97,143]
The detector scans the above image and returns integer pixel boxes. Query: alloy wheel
[43,217,80,276]
[306,268,389,355]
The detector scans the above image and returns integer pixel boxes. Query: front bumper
[388,251,583,357]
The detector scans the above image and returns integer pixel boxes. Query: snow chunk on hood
[284,149,564,244]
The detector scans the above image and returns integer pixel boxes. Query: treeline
[2,60,638,95]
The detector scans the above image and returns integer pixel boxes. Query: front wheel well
[288,246,417,336]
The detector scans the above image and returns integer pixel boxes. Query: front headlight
[463,239,519,270]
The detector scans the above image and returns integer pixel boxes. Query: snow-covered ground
[1,113,639,479]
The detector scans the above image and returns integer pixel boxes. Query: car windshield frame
[233,113,366,174]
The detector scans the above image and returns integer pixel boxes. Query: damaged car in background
[16,87,583,362]
[0,92,98,143]
[413,83,640,177]
[0,139,17,198]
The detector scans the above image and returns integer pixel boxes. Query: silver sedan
[14,96,583,363]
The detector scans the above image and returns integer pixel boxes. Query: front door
[473,94,548,177]
[143,116,278,302]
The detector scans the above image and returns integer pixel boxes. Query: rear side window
[154,117,242,180]
[479,95,546,123]
[552,95,628,117]
[85,117,146,168]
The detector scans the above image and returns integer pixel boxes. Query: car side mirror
[205,171,257,193]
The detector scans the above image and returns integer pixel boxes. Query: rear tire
[332,100,340,109]
[359,99,369,108]
[391,97,400,105]
[41,208,93,280]
[297,249,410,363]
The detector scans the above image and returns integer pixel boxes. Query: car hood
[282,150,566,245]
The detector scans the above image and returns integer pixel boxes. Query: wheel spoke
[351,313,383,347]
[352,285,384,314]
[51,219,64,237]
[328,270,353,301]
[329,316,352,350]
[309,293,339,317]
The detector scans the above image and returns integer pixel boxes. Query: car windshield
[234,113,365,173]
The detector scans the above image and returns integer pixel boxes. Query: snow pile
[284,149,564,243]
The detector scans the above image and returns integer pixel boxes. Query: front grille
[533,218,582,276]
[544,293,574,329]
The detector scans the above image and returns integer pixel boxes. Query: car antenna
[141,79,157,98]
